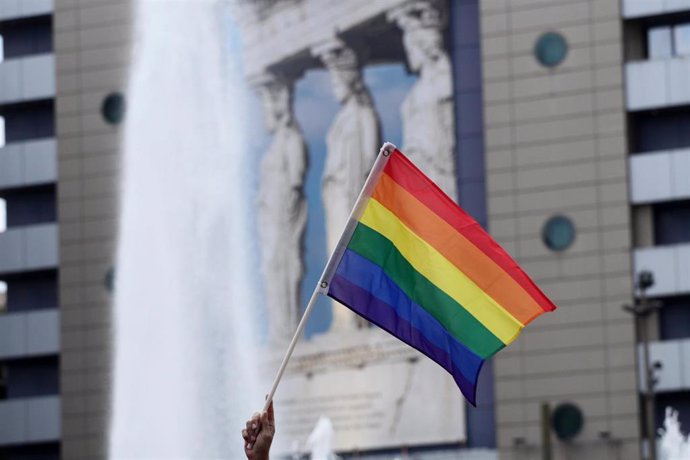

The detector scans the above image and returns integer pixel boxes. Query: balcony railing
[0,396,60,445]
[0,309,59,359]
[0,54,55,105]
[0,138,57,189]
[629,148,690,204]
[623,0,690,19]
[634,243,690,296]
[639,338,690,393]
[0,223,58,274]
[0,0,52,21]
[626,55,690,111]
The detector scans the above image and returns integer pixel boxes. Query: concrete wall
[478,1,639,459]
[53,1,132,458]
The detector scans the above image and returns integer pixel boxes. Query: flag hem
[318,144,396,294]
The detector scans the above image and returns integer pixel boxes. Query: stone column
[252,72,308,344]
[389,0,457,199]
[313,39,381,332]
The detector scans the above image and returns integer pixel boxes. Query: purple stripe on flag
[328,251,484,405]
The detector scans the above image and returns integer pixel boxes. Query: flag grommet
[320,281,328,289]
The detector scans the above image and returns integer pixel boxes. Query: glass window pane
[674,23,690,56]
[649,26,673,59]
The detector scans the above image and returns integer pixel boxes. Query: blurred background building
[0,0,689,459]
[0,0,129,458]
[0,0,60,459]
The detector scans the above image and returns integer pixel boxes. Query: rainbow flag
[319,147,556,405]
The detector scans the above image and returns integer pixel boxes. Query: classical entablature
[235,0,411,80]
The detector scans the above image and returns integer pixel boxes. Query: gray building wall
[478,1,639,459]
[53,0,131,458]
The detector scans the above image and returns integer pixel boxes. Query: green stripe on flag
[348,223,505,359]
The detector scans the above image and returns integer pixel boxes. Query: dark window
[3,270,57,312]
[654,200,690,245]
[0,442,60,460]
[0,363,6,399]
[0,15,52,59]
[630,108,690,153]
[0,100,54,143]
[1,185,56,227]
[4,356,59,399]
[659,295,690,340]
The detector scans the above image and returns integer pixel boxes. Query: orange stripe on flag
[373,172,545,326]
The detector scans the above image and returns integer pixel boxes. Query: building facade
[0,0,132,458]
[481,0,639,458]
[624,0,690,442]
[53,0,131,458]
[0,0,60,458]
[2,0,690,459]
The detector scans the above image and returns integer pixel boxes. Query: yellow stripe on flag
[361,198,523,345]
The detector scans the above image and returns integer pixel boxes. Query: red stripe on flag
[384,150,556,313]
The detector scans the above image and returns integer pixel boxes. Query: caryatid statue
[313,39,381,332]
[252,72,308,344]
[389,0,457,199]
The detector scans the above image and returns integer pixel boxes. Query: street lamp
[623,270,663,460]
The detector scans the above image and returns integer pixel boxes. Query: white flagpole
[262,142,397,411]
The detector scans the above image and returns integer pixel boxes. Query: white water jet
[110,0,261,457]
[659,407,690,460]
[306,417,338,460]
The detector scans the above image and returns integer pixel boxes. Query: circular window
[551,402,584,440]
[101,93,126,125]
[534,32,568,68]
[104,267,116,293]
[542,215,575,251]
